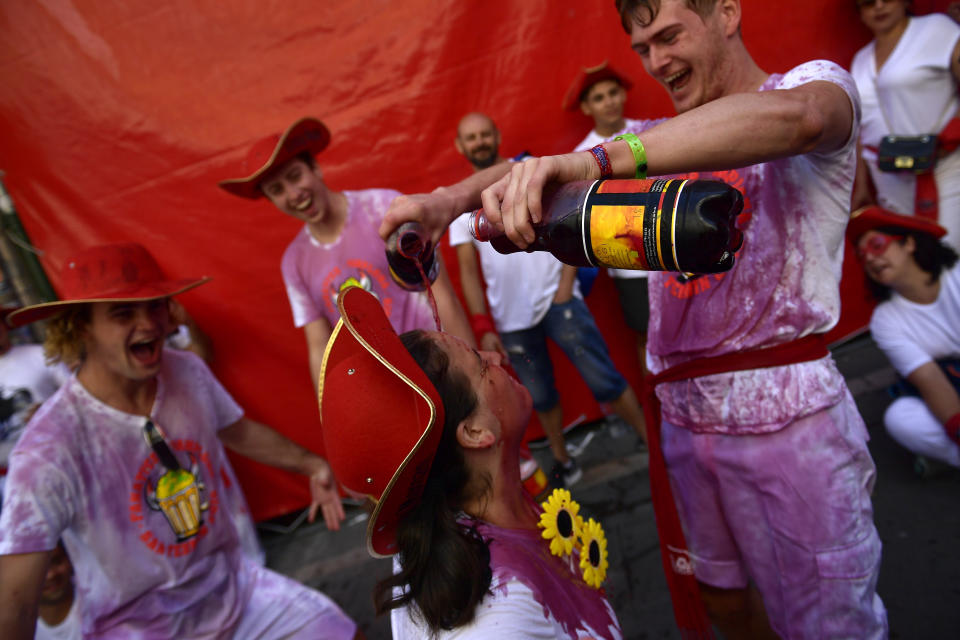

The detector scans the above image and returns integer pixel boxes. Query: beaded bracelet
[614,133,648,180]
[588,144,613,179]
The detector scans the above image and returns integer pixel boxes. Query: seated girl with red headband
[319,286,621,639]
[848,206,960,472]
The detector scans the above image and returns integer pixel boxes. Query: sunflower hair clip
[538,488,609,589]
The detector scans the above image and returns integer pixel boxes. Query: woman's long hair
[373,330,493,634]
[865,228,959,302]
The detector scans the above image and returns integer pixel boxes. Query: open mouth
[293,195,314,212]
[664,69,691,93]
[129,337,162,366]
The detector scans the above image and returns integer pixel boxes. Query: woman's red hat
[847,205,947,244]
[6,243,209,327]
[218,117,331,200]
[318,286,445,557]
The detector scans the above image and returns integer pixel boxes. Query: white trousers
[884,396,960,467]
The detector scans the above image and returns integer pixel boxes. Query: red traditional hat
[7,243,210,327]
[318,286,445,557]
[847,205,947,244]
[562,60,634,112]
[217,117,331,200]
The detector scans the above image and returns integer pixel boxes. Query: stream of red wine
[415,258,441,330]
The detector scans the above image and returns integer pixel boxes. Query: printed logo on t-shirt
[323,259,394,318]
[129,439,221,557]
[662,169,753,300]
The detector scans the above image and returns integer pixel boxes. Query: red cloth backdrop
[0,0,948,521]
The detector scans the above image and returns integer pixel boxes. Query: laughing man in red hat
[0,244,360,639]
[219,117,511,393]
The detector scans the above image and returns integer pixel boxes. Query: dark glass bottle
[385,222,439,291]
[469,179,744,274]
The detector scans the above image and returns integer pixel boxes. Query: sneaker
[549,458,582,488]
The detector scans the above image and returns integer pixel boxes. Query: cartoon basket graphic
[154,468,204,540]
[142,419,208,541]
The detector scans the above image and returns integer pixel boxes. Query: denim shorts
[499,297,627,413]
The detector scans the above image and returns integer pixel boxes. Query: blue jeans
[499,297,627,412]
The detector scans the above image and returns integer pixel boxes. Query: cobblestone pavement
[260,335,960,639]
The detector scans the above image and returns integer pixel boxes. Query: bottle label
[586,179,683,271]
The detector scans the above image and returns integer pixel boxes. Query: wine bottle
[385,222,439,291]
[469,179,744,274]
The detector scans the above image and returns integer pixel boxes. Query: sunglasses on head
[856,233,903,261]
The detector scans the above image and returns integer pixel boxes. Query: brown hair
[615,0,719,31]
[43,305,91,369]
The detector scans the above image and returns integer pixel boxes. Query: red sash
[642,334,829,639]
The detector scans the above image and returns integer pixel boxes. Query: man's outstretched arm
[218,418,345,531]
[484,80,856,246]
[379,162,513,247]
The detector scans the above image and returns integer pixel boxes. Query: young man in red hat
[384,1,887,638]
[566,61,652,386]
[0,243,359,639]
[849,206,960,472]
[566,61,642,154]
[219,117,494,391]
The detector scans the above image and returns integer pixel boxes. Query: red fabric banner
[2,0,944,520]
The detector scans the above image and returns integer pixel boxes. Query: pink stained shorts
[660,391,888,639]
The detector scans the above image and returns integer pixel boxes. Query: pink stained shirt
[0,349,252,637]
[633,60,862,434]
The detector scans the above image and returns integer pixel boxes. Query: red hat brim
[562,60,634,112]
[6,278,210,328]
[218,117,331,200]
[847,206,947,245]
[318,286,445,557]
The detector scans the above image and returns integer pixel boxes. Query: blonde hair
[43,305,90,369]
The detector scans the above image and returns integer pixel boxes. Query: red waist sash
[642,333,829,639]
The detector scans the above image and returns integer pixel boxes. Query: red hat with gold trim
[847,205,946,244]
[6,243,209,328]
[562,60,634,112]
[218,117,331,200]
[318,286,444,557]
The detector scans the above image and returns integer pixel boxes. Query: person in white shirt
[849,205,960,469]
[319,287,622,639]
[850,1,960,247]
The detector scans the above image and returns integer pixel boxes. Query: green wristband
[614,133,647,180]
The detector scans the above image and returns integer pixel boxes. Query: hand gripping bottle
[470,179,744,274]
[385,222,439,291]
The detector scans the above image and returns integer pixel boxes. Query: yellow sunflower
[538,488,582,557]
[579,517,609,589]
